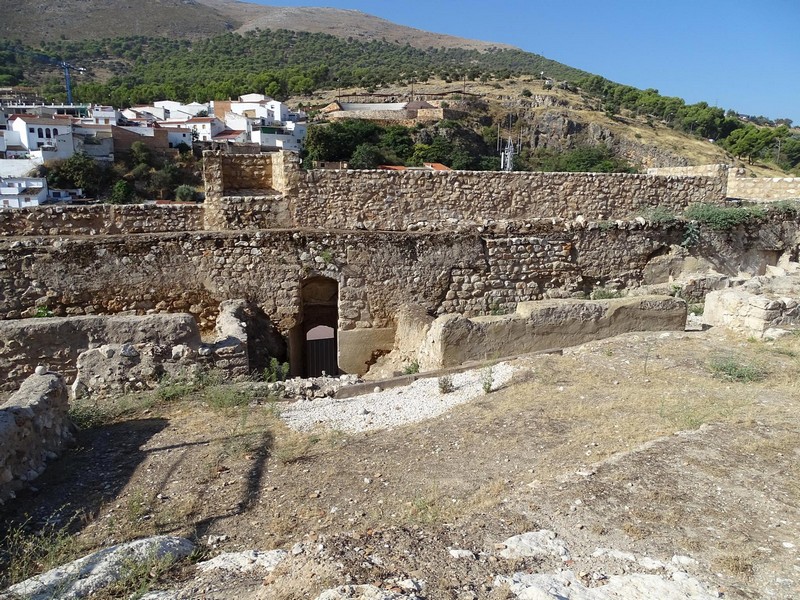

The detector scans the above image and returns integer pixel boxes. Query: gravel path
[280,362,516,433]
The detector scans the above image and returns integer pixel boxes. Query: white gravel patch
[281,362,516,433]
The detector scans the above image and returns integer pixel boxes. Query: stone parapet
[0,204,204,237]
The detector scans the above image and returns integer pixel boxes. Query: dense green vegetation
[303,119,636,172]
[31,142,201,201]
[2,31,587,106]
[578,75,799,171]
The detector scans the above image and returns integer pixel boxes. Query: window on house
[37,128,43,137]
[45,129,51,139]
[29,127,34,133]
[53,128,58,136]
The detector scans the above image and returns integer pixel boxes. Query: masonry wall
[647,164,730,179]
[290,168,726,230]
[0,204,204,236]
[727,174,800,202]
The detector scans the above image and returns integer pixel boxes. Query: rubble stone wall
[290,167,727,229]
[0,204,204,237]
[0,373,73,503]
[1,221,795,374]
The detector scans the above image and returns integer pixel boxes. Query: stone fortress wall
[0,152,798,378]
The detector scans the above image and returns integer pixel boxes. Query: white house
[153,101,208,119]
[184,116,225,142]
[0,177,48,208]
[9,115,75,161]
[84,105,122,125]
[166,127,193,149]
[252,121,307,151]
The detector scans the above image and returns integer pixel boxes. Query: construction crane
[58,61,86,105]
[8,47,85,104]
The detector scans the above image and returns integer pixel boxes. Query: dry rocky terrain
[1,326,798,599]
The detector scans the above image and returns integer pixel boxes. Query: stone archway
[289,277,339,377]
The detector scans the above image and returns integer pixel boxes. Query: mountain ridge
[0,0,515,51]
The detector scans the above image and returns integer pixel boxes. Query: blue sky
[250,0,800,124]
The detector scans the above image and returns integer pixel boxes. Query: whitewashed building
[0,177,48,208]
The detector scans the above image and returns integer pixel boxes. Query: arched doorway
[289,277,339,377]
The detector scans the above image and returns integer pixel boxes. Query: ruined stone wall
[727,174,800,202]
[0,314,201,391]
[0,204,204,237]
[0,218,796,375]
[0,373,74,503]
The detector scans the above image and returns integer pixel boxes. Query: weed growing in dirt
[0,511,83,588]
[70,392,155,429]
[203,384,253,409]
[642,206,677,225]
[264,358,290,382]
[403,361,420,375]
[156,377,196,403]
[438,375,455,394]
[688,303,704,316]
[481,367,494,393]
[92,550,180,600]
[714,554,754,577]
[709,356,767,383]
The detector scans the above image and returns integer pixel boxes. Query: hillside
[0,0,512,51]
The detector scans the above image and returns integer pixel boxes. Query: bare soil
[2,328,799,599]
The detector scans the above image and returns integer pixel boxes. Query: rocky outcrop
[0,536,195,600]
[0,373,74,503]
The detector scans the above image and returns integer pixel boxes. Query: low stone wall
[0,204,204,237]
[0,373,74,503]
[0,314,201,391]
[727,174,800,202]
[417,295,687,369]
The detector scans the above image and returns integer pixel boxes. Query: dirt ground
[2,328,799,599]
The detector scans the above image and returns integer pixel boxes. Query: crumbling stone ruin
[0,152,798,384]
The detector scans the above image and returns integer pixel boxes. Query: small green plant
[481,367,494,394]
[684,203,766,231]
[709,356,767,383]
[590,287,624,300]
[319,249,334,264]
[681,221,701,248]
[264,357,290,382]
[643,206,677,225]
[156,377,196,403]
[769,199,800,217]
[597,220,616,231]
[688,303,704,316]
[34,305,53,318]
[489,301,508,316]
[203,384,253,409]
[438,375,455,394]
[403,360,420,375]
